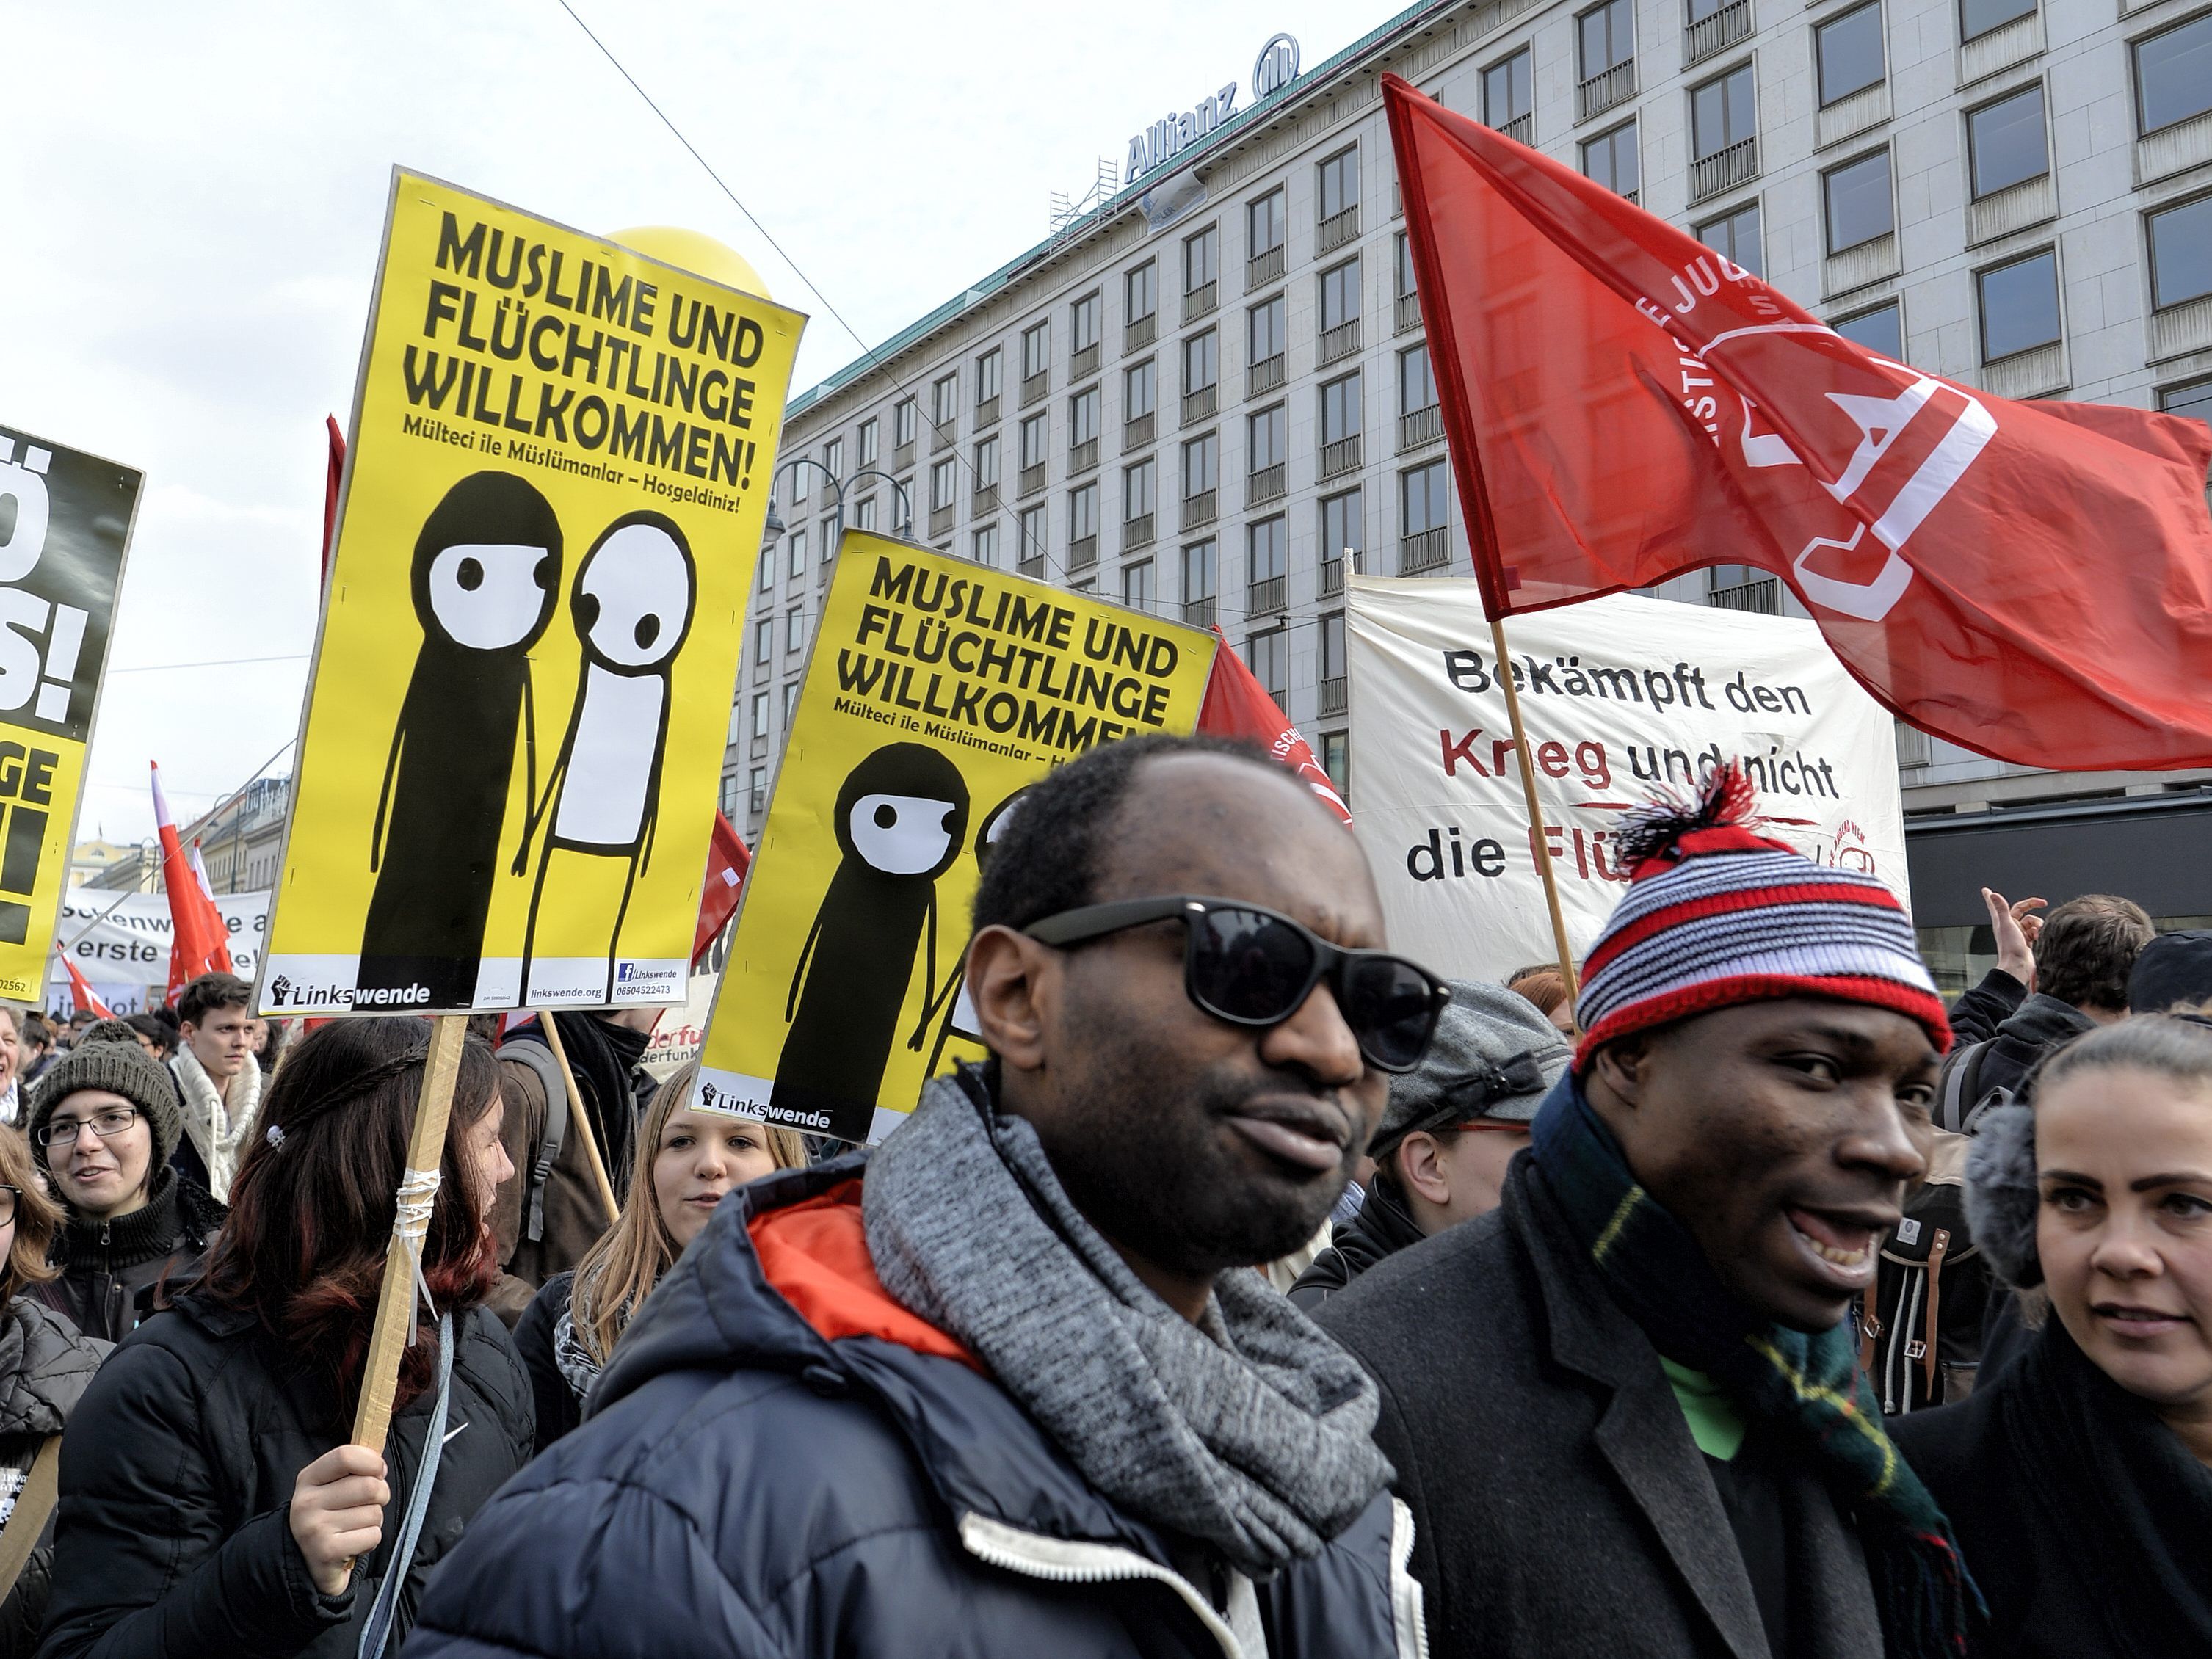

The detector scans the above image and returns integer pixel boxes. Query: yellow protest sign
[697,531,1219,1144]
[263,170,803,1016]
[0,424,139,1001]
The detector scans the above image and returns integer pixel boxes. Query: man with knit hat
[1317,765,1978,1659]
[1291,981,1567,1308]
[25,1034,225,1343]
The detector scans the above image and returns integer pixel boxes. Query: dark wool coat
[37,1294,532,1659]
[0,1298,105,1659]
[1316,1158,1884,1659]
[405,1156,1425,1659]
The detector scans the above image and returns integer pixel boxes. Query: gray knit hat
[77,1017,139,1048]
[1367,979,1571,1161]
[29,1039,184,1169]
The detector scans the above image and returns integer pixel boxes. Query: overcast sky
[0,0,1366,846]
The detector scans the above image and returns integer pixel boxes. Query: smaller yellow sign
[697,531,1219,1143]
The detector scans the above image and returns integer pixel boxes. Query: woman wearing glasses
[39,1018,534,1659]
[25,1035,225,1344]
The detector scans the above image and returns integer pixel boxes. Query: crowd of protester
[0,738,2200,1655]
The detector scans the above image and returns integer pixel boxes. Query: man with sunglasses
[1291,981,1568,1310]
[411,734,1440,1659]
[25,1033,225,1343]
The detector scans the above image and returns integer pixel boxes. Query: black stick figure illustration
[361,471,562,1009]
[512,511,695,1003]
[907,785,1029,1076]
[772,744,970,1127]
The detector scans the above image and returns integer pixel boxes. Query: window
[747,766,766,816]
[1968,85,2048,198]
[2162,376,2212,427]
[976,349,1002,407]
[1248,516,1287,583]
[1320,373,1361,446]
[824,438,843,479]
[1248,295,1286,366]
[1698,202,1763,277]
[1071,291,1102,355]
[1248,405,1286,471]
[858,417,878,468]
[1396,232,1418,299]
[1183,540,1218,601]
[2137,15,2212,136]
[1125,358,1157,421]
[1582,122,1640,199]
[1321,731,1350,802]
[1960,0,2034,46]
[1319,259,1360,333]
[1817,4,1885,106]
[1183,432,1219,496]
[1978,250,2061,360]
[894,399,915,448]
[783,681,800,725]
[973,435,1001,490]
[2150,196,2212,311]
[1824,150,1893,253]
[750,691,769,740]
[1320,611,1346,680]
[1069,482,1099,542]
[821,513,841,551]
[930,374,958,426]
[1319,148,1360,220]
[1184,328,1219,393]
[785,608,805,654]
[1484,49,1533,130]
[1018,502,1048,564]
[972,523,1000,565]
[1580,0,1634,77]
[1070,386,1101,447]
[1403,460,1451,534]
[930,457,958,511]
[1321,488,1364,563]
[1249,189,1286,258]
[1021,320,1051,380]
[788,526,807,579]
[791,465,809,504]
[1124,458,1156,520]
[758,540,775,591]
[1123,559,1156,609]
[1245,630,1287,700]
[1832,301,1904,359]
[1399,343,1437,413]
[1691,65,1756,161]
[1184,225,1219,293]
[753,617,772,664]
[1126,261,1158,322]
[852,497,876,531]
[1020,411,1048,470]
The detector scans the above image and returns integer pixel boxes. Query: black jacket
[1288,1185,1426,1311]
[405,1157,1425,1659]
[510,1271,583,1453]
[27,1168,225,1345]
[1943,969,2026,1048]
[1968,992,2095,1108]
[38,1293,532,1659]
[0,1298,105,1659]
[1317,1158,1883,1659]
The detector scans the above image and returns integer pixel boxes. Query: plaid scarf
[1529,1073,1979,1659]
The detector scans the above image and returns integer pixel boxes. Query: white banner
[1348,582,1907,984]
[48,890,269,1012]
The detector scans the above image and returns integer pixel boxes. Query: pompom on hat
[1571,762,1949,1072]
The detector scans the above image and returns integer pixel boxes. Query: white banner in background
[49,890,269,1009]
[1348,581,1907,984]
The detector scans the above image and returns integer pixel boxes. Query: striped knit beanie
[1573,763,1948,1071]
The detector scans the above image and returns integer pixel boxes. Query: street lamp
[761,458,915,547]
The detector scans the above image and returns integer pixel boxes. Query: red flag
[322,415,346,590]
[1197,636,1351,824]
[151,762,234,1001]
[692,811,750,965]
[1384,76,2212,771]
[57,952,112,1020]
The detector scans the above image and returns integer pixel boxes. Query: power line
[106,653,310,675]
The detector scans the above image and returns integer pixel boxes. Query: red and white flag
[1197,636,1351,824]
[151,761,233,1000]
[57,951,112,1020]
[1384,76,2212,770]
[692,811,750,965]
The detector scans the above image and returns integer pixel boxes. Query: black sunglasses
[1023,895,1451,1073]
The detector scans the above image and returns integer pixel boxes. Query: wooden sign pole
[350,1013,468,1455]
[537,1011,621,1225]
[1490,615,1582,1002]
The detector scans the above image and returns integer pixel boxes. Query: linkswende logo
[268,974,292,1006]
[265,976,429,1010]
[353,983,432,1007]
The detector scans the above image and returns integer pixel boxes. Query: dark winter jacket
[1316,1158,1883,1659]
[405,1157,1426,1659]
[1967,992,2095,1109]
[510,1271,583,1453]
[27,1167,225,1345]
[38,1291,532,1659]
[1288,1183,1426,1311]
[1943,968,2026,1048]
[0,1298,106,1659]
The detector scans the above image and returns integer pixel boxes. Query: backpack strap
[0,1435,62,1600]
[1937,1039,1991,1135]
[1920,1227,1952,1396]
[503,1039,570,1245]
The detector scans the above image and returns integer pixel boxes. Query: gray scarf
[863,1071,1392,1578]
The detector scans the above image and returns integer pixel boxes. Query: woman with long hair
[515,1064,806,1450]
[39,1017,534,1659]
[1893,1014,2212,1655]
[0,1120,104,1657]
